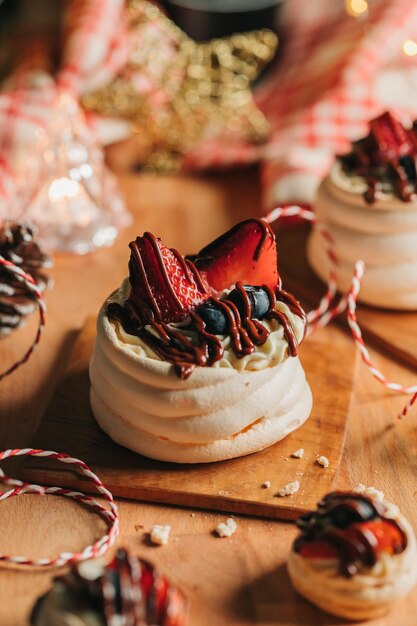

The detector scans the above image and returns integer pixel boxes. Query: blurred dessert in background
[308,112,417,309]
[31,548,188,626]
[288,491,417,620]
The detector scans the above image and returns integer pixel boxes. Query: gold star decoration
[82,0,278,172]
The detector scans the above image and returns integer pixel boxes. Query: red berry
[139,560,155,598]
[191,219,279,294]
[154,573,169,620]
[357,520,405,555]
[299,540,339,560]
[366,112,415,164]
[128,233,209,324]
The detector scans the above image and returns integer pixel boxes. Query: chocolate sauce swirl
[108,282,305,380]
[340,151,416,204]
[294,492,407,578]
[107,222,305,379]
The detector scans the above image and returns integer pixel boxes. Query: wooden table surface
[1,166,416,626]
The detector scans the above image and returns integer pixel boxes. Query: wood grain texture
[0,165,416,626]
[23,315,356,520]
[278,224,417,370]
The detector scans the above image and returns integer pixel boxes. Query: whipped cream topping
[332,156,417,204]
[330,159,403,202]
[109,278,306,373]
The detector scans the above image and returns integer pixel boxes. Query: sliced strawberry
[367,111,415,164]
[190,219,278,294]
[154,574,169,621]
[139,560,155,599]
[299,540,339,560]
[357,520,405,555]
[128,232,209,325]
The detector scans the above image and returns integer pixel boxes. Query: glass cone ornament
[21,93,131,254]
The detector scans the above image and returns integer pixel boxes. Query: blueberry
[197,301,227,334]
[399,155,416,181]
[226,285,270,319]
[106,570,122,614]
[251,287,271,318]
[339,151,359,172]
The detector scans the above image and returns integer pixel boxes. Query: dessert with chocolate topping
[31,548,188,626]
[308,111,417,309]
[90,218,312,463]
[340,112,417,204]
[0,220,52,336]
[288,491,417,620]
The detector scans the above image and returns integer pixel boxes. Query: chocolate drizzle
[107,220,306,379]
[294,492,407,578]
[339,111,417,204]
[108,281,305,380]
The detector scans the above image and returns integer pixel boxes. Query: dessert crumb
[353,484,384,502]
[150,525,171,546]
[262,481,271,489]
[291,448,304,459]
[215,518,237,538]
[276,480,300,497]
[190,513,196,517]
[317,456,329,468]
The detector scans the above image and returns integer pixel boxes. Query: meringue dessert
[288,491,417,621]
[90,218,312,463]
[31,548,187,626]
[308,112,417,309]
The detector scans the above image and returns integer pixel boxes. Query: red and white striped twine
[0,448,119,567]
[265,205,417,419]
[0,257,46,382]
[345,261,417,418]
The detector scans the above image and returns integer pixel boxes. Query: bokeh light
[345,0,369,17]
[403,40,417,57]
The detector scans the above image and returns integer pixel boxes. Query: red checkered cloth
[1,0,417,212]
[183,0,417,209]
[0,0,128,202]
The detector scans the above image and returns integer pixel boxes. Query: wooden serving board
[278,224,417,371]
[23,315,357,521]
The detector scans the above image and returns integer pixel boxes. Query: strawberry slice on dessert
[366,111,416,164]
[190,218,279,293]
[299,540,339,560]
[357,520,406,556]
[299,520,405,561]
[128,233,209,325]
